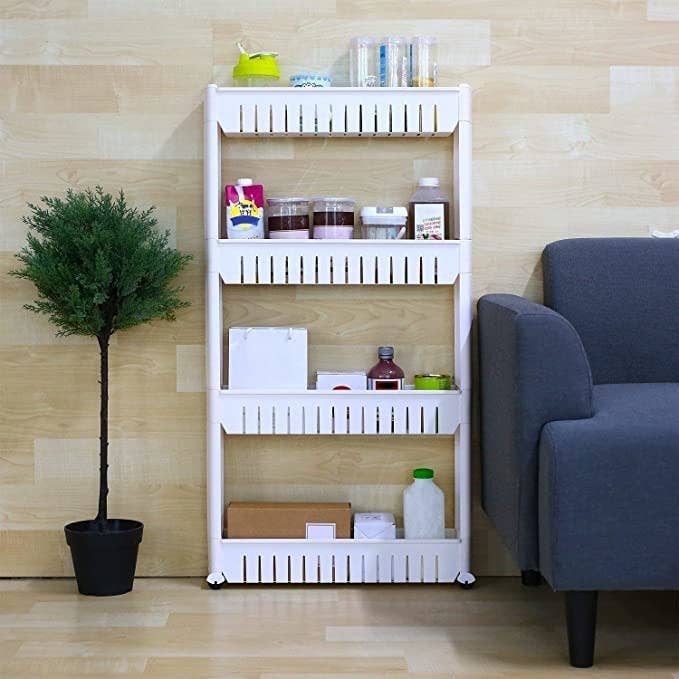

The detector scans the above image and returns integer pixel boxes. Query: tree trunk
[95,334,110,530]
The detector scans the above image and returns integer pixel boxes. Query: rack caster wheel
[206,572,227,590]
[456,572,476,589]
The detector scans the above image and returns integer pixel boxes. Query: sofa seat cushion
[538,383,679,591]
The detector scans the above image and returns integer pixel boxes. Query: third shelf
[217,388,463,435]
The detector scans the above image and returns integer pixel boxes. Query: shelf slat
[213,239,462,286]
[215,531,461,584]
[218,389,461,436]
[213,87,460,137]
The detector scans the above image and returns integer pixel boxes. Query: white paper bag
[228,327,308,389]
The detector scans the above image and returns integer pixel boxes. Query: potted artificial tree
[12,187,192,596]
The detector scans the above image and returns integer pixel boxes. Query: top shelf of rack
[206,85,468,138]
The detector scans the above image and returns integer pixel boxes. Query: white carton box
[228,327,307,389]
[316,371,367,390]
[353,512,397,540]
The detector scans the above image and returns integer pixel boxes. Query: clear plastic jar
[410,36,437,87]
[379,36,409,87]
[312,197,356,239]
[266,197,310,239]
[349,36,378,87]
[360,206,407,239]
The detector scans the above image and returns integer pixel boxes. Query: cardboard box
[353,512,397,540]
[226,502,352,539]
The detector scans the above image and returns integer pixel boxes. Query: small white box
[316,371,367,390]
[228,327,307,389]
[306,523,336,540]
[353,512,397,540]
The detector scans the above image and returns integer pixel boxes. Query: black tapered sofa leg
[565,591,598,668]
[521,569,542,586]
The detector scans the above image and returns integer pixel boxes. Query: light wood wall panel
[1,0,677,577]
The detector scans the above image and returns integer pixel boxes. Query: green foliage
[12,187,192,339]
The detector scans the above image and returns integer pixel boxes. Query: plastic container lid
[267,197,309,204]
[412,35,437,44]
[236,178,254,186]
[312,197,356,205]
[418,177,440,187]
[380,36,408,44]
[413,468,434,479]
[351,36,375,46]
[360,206,408,225]
[290,74,332,86]
[378,346,394,359]
[233,53,280,80]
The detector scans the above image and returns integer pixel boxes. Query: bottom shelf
[210,530,462,584]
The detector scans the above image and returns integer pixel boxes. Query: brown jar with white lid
[407,177,450,240]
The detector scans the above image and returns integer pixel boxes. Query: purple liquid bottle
[367,346,405,390]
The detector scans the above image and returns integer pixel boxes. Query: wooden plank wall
[1,0,678,577]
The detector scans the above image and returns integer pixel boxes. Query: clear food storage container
[312,197,356,239]
[410,36,437,87]
[360,206,408,239]
[349,36,378,87]
[266,197,310,239]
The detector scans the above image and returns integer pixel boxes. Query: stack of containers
[348,36,438,87]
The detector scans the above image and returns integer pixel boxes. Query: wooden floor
[0,577,677,678]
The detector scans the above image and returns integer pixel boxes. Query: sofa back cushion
[543,238,679,384]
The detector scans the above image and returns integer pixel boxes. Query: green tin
[414,373,451,390]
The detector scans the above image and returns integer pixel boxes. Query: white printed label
[414,203,445,241]
[368,377,404,390]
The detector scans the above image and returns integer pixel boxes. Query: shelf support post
[454,83,473,575]
[205,84,224,573]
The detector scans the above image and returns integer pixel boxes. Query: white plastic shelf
[215,531,461,584]
[218,389,461,435]
[215,239,463,286]
[213,87,461,137]
[204,83,474,587]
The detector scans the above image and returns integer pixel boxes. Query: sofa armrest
[478,293,593,570]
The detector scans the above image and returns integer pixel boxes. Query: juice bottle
[408,177,450,240]
[225,178,265,239]
[367,346,404,390]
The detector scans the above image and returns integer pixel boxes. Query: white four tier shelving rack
[204,84,474,588]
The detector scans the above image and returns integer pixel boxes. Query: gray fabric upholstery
[543,238,679,384]
[479,237,679,594]
[478,294,593,570]
[539,383,679,591]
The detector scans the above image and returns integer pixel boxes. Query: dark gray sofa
[478,238,679,667]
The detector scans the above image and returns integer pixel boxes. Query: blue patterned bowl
[290,74,332,88]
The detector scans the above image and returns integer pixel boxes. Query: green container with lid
[414,373,451,390]
[232,44,280,86]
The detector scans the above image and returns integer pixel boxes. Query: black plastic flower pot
[64,519,143,596]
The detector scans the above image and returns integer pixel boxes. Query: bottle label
[413,203,445,240]
[379,44,387,87]
[368,377,404,390]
